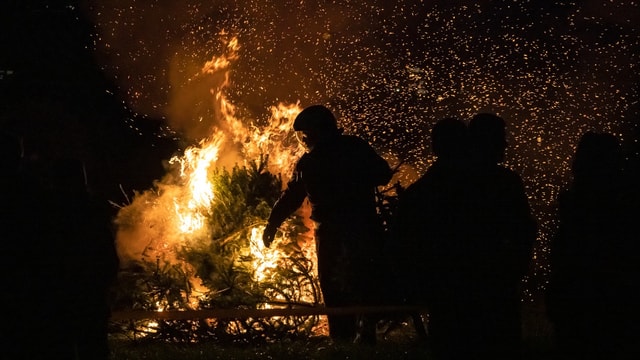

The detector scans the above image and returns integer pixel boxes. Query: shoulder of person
[401,173,434,197]
[338,134,372,147]
[557,187,575,204]
[495,165,524,182]
[295,153,311,170]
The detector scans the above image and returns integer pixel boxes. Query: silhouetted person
[0,131,24,224]
[546,131,640,360]
[463,113,537,360]
[390,117,472,356]
[262,105,392,344]
[1,145,70,359]
[24,157,119,360]
[0,130,31,359]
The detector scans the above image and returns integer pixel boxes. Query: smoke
[85,1,319,140]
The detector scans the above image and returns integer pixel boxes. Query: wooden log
[110,305,426,321]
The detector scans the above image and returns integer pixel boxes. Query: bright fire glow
[115,36,316,312]
[169,133,224,234]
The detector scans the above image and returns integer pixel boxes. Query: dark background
[0,1,183,207]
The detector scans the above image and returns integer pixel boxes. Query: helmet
[293,105,338,133]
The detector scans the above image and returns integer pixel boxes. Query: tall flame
[115,35,315,310]
[169,132,224,235]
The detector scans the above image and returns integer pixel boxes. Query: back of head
[431,117,468,160]
[469,113,507,164]
[572,131,622,183]
[293,105,339,134]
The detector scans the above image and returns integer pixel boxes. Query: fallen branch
[110,305,426,321]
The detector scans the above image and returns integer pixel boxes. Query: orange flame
[115,35,317,311]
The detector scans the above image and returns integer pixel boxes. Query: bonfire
[109,36,327,343]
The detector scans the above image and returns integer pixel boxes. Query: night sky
[1,0,638,300]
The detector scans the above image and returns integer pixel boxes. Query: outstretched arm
[262,171,306,247]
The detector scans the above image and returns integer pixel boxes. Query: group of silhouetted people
[389,114,537,360]
[262,105,639,360]
[2,102,638,359]
[1,131,119,360]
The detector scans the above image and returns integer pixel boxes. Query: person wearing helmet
[263,104,392,345]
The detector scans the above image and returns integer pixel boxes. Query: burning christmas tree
[108,37,325,342]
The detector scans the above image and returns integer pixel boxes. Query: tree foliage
[110,157,323,343]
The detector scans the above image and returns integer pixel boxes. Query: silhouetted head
[469,113,508,164]
[293,105,341,150]
[572,131,622,183]
[431,117,468,161]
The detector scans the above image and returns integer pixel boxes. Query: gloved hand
[262,223,278,248]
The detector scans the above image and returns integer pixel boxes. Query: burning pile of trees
[109,158,324,343]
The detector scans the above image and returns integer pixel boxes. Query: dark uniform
[263,105,392,343]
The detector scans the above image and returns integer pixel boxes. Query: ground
[109,305,555,360]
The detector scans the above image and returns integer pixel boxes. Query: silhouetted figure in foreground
[462,113,537,360]
[47,158,119,360]
[392,114,536,359]
[546,131,640,360]
[0,130,30,359]
[262,105,392,344]
[390,117,472,355]
[9,155,119,360]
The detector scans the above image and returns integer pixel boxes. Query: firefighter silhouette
[263,104,392,344]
